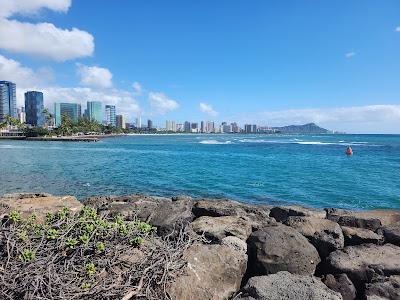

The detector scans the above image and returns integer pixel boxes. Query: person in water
[346,146,353,155]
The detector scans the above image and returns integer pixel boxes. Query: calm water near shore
[0,134,399,210]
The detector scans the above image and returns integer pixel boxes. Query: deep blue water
[0,134,399,210]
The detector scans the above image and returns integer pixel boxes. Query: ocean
[0,134,399,210]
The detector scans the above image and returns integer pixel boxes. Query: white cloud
[396,26,400,32]
[0,19,94,61]
[132,81,142,94]
[148,92,179,115]
[256,105,400,134]
[0,0,71,18]
[345,52,356,58]
[199,102,218,116]
[76,64,113,88]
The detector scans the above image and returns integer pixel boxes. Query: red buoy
[346,146,353,156]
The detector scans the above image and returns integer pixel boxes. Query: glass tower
[0,81,17,122]
[86,101,103,123]
[54,103,82,126]
[25,91,45,127]
[105,105,116,126]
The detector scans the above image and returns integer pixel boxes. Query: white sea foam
[199,140,232,145]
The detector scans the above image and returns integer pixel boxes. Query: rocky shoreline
[1,192,399,299]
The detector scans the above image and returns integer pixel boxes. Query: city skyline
[0,1,400,132]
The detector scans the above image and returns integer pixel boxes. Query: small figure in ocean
[346,146,353,156]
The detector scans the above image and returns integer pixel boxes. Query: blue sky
[0,0,400,133]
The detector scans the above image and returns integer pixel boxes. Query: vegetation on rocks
[0,206,191,299]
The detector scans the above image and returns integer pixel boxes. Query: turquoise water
[0,134,399,210]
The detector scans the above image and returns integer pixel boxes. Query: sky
[0,0,399,133]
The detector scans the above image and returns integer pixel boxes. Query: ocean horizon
[1,133,399,210]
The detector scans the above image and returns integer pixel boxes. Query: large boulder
[247,224,320,276]
[326,243,400,288]
[326,209,400,232]
[284,216,344,258]
[167,242,247,300]
[323,274,357,300]
[191,215,253,242]
[382,223,400,246]
[270,205,326,223]
[365,275,400,300]
[237,272,342,300]
[0,193,82,222]
[341,226,383,246]
[192,199,274,230]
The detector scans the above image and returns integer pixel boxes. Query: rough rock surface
[284,216,344,258]
[270,205,326,223]
[0,193,82,222]
[191,215,253,242]
[238,272,342,300]
[83,194,194,236]
[365,275,400,300]
[247,224,320,276]
[168,243,247,300]
[341,226,383,246]
[326,243,400,287]
[326,209,400,231]
[382,223,400,246]
[323,274,357,300]
[192,199,275,230]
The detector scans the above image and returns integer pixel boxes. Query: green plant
[46,213,55,224]
[135,221,155,234]
[65,238,78,249]
[47,228,58,240]
[81,282,91,290]
[58,207,70,219]
[96,242,105,253]
[79,234,90,244]
[9,211,21,222]
[85,263,96,276]
[82,207,97,220]
[83,223,94,234]
[19,249,35,262]
[130,237,144,247]
[16,229,28,242]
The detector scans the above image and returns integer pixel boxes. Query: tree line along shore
[0,192,399,299]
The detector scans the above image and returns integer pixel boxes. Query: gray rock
[326,209,400,232]
[193,199,275,230]
[221,236,248,253]
[1,192,52,199]
[270,205,326,223]
[247,224,321,276]
[285,216,344,258]
[382,223,400,246]
[167,243,247,300]
[341,226,383,246]
[365,275,400,300]
[326,243,400,288]
[238,272,342,300]
[191,215,253,242]
[323,274,357,300]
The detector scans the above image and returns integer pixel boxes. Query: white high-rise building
[135,116,141,128]
[206,121,215,133]
[166,120,176,132]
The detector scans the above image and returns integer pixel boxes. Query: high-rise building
[24,91,45,127]
[135,116,141,128]
[116,114,126,129]
[176,123,183,132]
[54,103,82,126]
[200,121,205,133]
[252,125,257,133]
[17,107,26,124]
[244,124,252,133]
[105,105,116,126]
[184,121,191,132]
[166,120,176,132]
[86,101,102,123]
[147,119,153,129]
[231,122,239,133]
[206,121,215,133]
[0,81,17,122]
[222,123,232,133]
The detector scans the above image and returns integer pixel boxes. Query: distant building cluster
[0,81,132,130]
[1,80,277,134]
